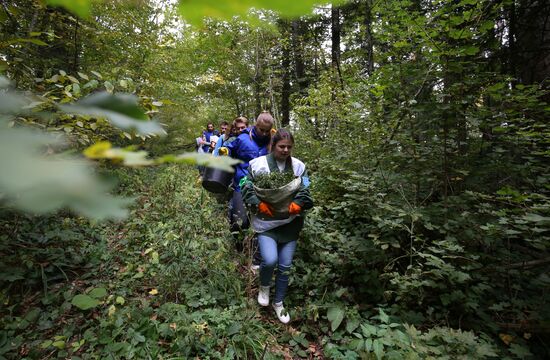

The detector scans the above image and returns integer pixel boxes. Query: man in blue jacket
[220,112,274,256]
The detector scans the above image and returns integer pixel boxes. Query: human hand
[258,201,274,217]
[288,202,302,215]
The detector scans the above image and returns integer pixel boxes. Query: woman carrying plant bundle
[241,129,313,323]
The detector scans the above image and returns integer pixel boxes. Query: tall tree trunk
[253,35,262,115]
[235,99,241,117]
[507,0,517,84]
[291,19,308,95]
[331,6,341,69]
[71,18,79,73]
[363,0,374,75]
[331,5,344,88]
[281,28,291,127]
[514,0,550,92]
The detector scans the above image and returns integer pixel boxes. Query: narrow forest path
[1,164,324,359]
[3,163,522,359]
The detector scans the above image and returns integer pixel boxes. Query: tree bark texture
[512,0,550,88]
[291,19,308,95]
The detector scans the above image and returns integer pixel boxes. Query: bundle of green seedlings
[253,171,296,189]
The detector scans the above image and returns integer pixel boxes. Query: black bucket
[202,167,233,193]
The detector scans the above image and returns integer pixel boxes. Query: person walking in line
[219,120,229,138]
[241,129,313,323]
[199,122,219,153]
[219,112,274,258]
[213,117,248,156]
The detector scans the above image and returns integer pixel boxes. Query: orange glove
[258,201,274,217]
[288,202,302,215]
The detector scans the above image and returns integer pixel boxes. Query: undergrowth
[1,164,547,359]
[0,165,280,359]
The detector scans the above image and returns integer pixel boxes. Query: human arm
[212,136,224,156]
[222,136,239,157]
[290,168,313,212]
[240,168,261,208]
[198,131,208,145]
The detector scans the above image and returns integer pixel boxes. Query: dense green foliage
[254,171,296,189]
[1,0,549,358]
[1,166,274,358]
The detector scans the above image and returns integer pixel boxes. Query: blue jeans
[258,234,297,304]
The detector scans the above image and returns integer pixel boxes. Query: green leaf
[462,46,479,56]
[346,318,360,334]
[89,287,107,299]
[72,83,80,95]
[151,251,159,264]
[104,81,114,93]
[379,308,390,324]
[133,332,145,343]
[372,339,384,360]
[523,213,550,223]
[82,79,99,89]
[327,306,345,332]
[90,70,103,79]
[71,294,100,310]
[67,75,80,84]
[0,122,132,219]
[178,0,346,26]
[509,343,533,358]
[361,323,377,337]
[52,340,65,349]
[365,338,373,352]
[227,322,241,336]
[25,38,48,46]
[45,0,91,18]
[1,38,48,46]
[61,92,164,135]
[174,152,240,172]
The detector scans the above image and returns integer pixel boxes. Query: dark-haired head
[272,128,294,146]
[271,128,294,162]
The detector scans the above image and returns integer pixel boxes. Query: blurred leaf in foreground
[84,141,241,172]
[61,92,165,136]
[46,0,91,18]
[0,125,132,219]
[174,152,241,172]
[1,77,131,219]
[177,0,346,26]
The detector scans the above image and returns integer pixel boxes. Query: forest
[0,0,549,358]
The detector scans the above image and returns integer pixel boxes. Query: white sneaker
[257,286,270,306]
[273,302,290,324]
